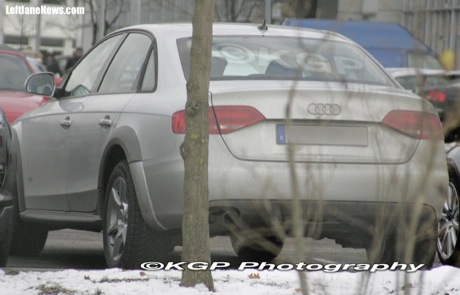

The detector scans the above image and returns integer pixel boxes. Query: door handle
[60,117,71,128]
[99,115,112,127]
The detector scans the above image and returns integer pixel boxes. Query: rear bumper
[136,137,447,235]
[208,200,436,247]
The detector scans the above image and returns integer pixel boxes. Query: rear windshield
[0,53,31,91]
[177,36,394,86]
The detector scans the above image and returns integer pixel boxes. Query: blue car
[282,19,443,69]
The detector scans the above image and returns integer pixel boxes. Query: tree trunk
[180,0,215,291]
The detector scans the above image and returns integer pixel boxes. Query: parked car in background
[440,144,460,266]
[0,49,51,123]
[387,68,460,141]
[26,56,47,73]
[282,19,444,69]
[8,23,447,269]
[0,108,15,267]
[0,44,17,51]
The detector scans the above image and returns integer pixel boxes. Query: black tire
[366,227,436,268]
[9,198,48,256]
[437,174,460,266]
[103,160,172,269]
[0,208,13,266]
[231,232,284,261]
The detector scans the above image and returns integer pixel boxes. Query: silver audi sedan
[5,23,447,269]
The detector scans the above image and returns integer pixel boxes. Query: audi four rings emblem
[307,103,342,116]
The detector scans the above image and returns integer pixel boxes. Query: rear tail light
[382,110,443,139]
[172,106,265,134]
[426,90,446,103]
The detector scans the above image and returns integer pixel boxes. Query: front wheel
[103,160,172,269]
[10,194,48,256]
[0,208,13,266]
[9,223,48,256]
[437,176,460,266]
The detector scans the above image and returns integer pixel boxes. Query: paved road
[5,229,442,270]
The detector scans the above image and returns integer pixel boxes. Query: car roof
[386,67,460,78]
[113,23,353,44]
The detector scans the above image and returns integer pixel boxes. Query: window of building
[42,0,65,5]
[4,35,29,46]
[41,38,65,47]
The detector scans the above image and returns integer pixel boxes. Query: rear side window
[177,36,394,86]
[140,51,156,92]
[99,33,152,94]
[65,34,123,97]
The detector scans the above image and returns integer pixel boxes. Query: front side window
[64,34,123,97]
[177,36,394,86]
[99,33,152,94]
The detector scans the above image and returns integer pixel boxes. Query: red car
[0,49,50,123]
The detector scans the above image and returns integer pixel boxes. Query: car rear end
[170,27,448,246]
[202,83,444,240]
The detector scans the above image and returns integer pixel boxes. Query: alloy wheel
[105,176,129,263]
[438,181,460,260]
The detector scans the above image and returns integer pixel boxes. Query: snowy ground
[0,266,459,295]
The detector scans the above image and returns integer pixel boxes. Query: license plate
[276,124,368,146]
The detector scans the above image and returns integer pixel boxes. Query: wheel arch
[98,126,142,192]
[447,156,460,183]
[98,126,167,231]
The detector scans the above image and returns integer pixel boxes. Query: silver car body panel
[66,93,135,212]
[210,81,423,164]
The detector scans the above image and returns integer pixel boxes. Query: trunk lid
[210,80,435,164]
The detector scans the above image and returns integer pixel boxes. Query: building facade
[2,0,83,55]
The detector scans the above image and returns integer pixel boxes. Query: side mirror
[25,72,56,97]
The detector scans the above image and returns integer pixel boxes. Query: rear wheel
[231,232,284,261]
[103,160,172,269]
[366,227,436,268]
[437,175,460,266]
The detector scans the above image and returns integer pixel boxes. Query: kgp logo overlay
[140,261,425,273]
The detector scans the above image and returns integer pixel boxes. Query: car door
[19,34,125,211]
[18,99,79,210]
[66,32,154,212]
